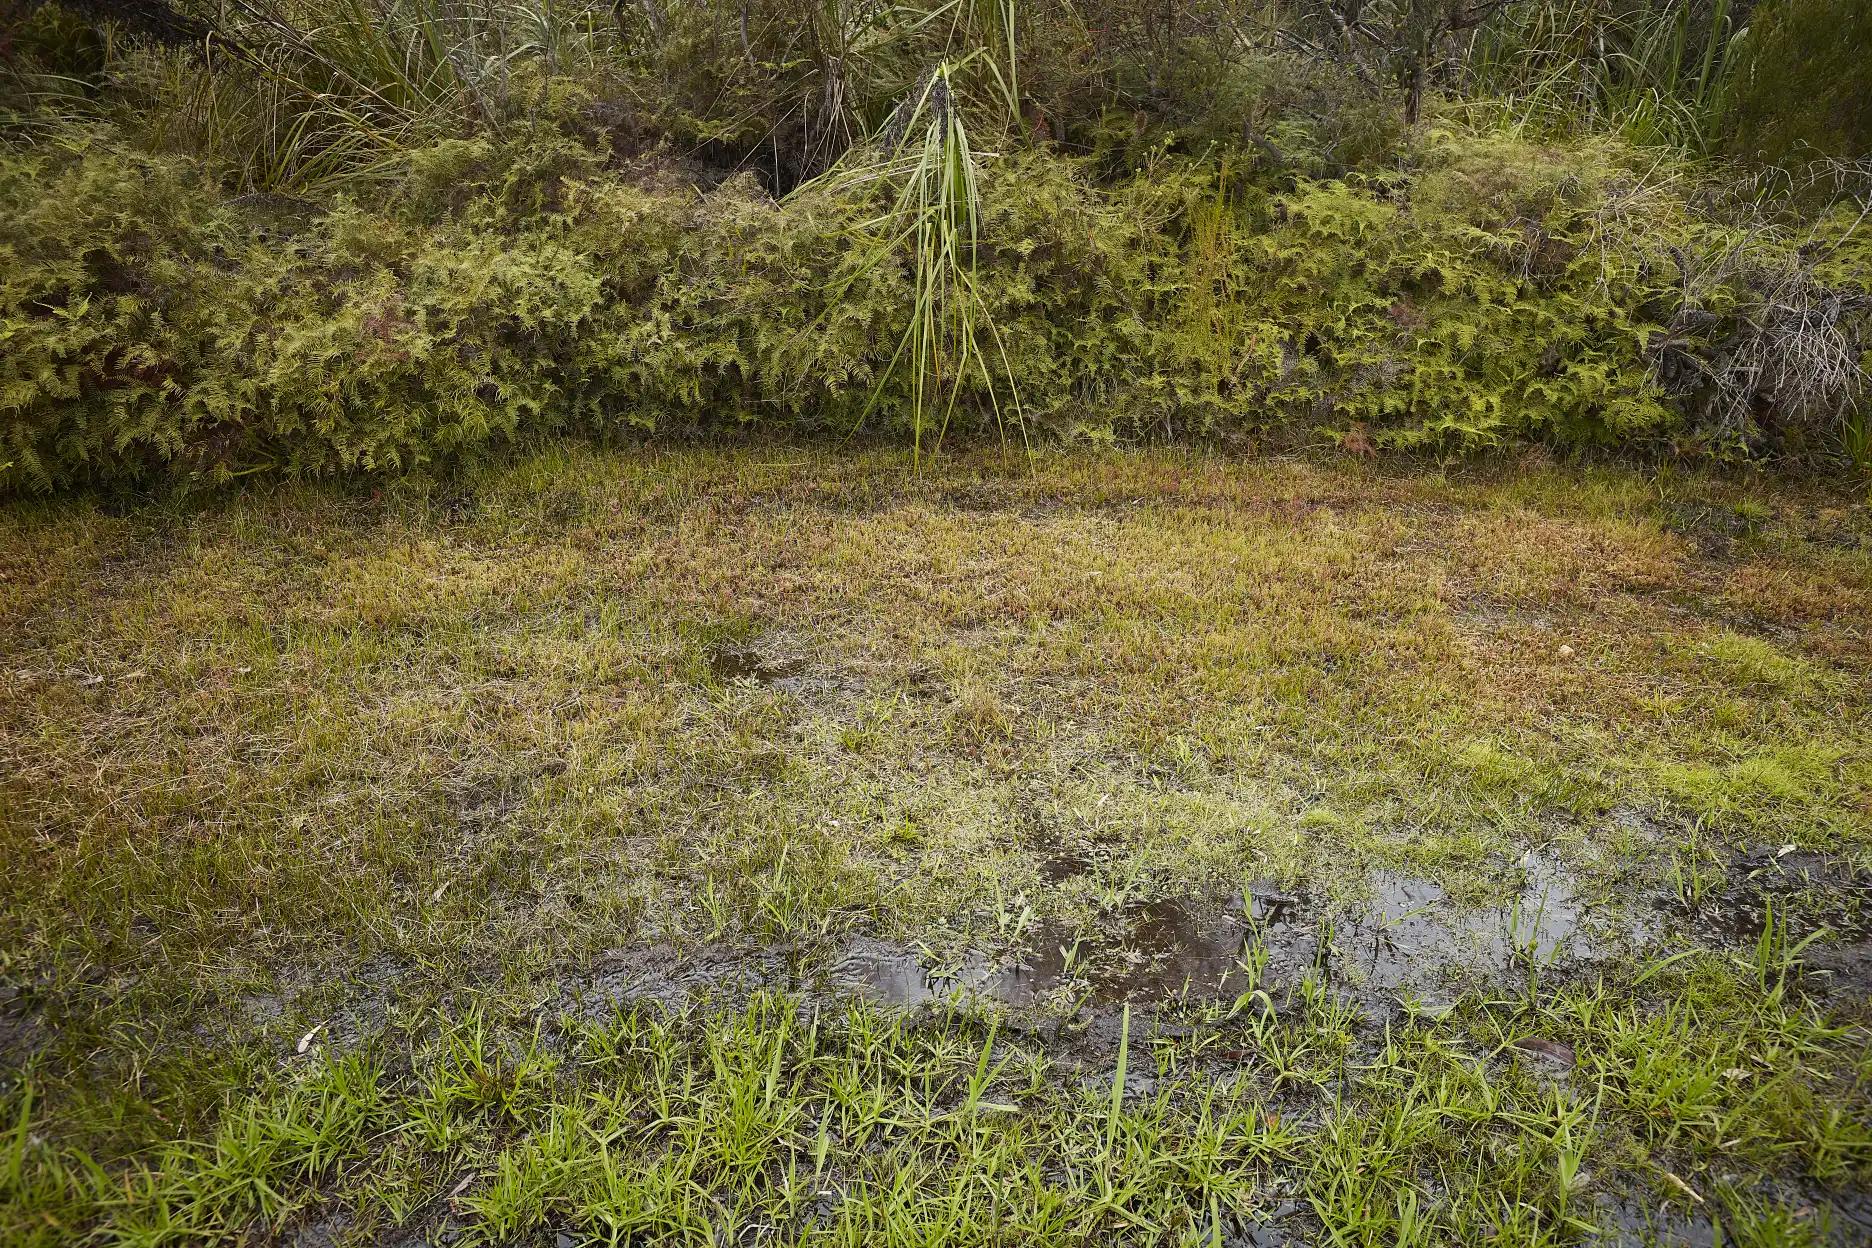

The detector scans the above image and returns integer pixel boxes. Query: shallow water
[1680,847,1872,998]
[829,944,1063,1007]
[834,852,1601,1011]
[1325,852,1592,995]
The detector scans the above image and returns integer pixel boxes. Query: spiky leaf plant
[805,52,1025,466]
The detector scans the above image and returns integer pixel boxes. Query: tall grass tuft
[111,0,617,193]
[809,51,1025,465]
[1463,0,1745,153]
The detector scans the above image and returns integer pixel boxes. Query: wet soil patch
[1663,501,1770,560]
[1020,811,1103,885]
[825,897,1266,1014]
[1590,1175,1872,1248]
[1037,847,1098,885]
[562,941,801,1018]
[1676,847,1872,998]
[1325,852,1593,998]
[0,978,50,1067]
[832,852,1604,1018]
[827,939,1065,1009]
[709,640,809,684]
[710,638,868,701]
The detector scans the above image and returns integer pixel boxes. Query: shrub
[2,118,1864,494]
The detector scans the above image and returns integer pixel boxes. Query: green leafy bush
[2,117,1864,493]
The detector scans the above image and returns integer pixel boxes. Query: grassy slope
[1,446,1869,1245]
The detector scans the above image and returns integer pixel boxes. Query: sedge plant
[801,46,1026,466]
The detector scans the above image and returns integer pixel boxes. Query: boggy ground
[1,446,1870,1247]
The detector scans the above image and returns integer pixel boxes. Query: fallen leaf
[431,879,450,903]
[296,1022,324,1054]
[1512,1037,1575,1066]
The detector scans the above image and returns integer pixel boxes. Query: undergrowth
[2,1,1869,491]
[4,109,1868,493]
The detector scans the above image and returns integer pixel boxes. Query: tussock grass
[1463,0,1745,152]
[0,446,1869,1244]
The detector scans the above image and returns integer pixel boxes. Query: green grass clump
[4,971,1866,1246]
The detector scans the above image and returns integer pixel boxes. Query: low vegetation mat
[1,447,1869,1245]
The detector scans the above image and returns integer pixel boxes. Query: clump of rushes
[1460,0,1747,152]
[809,48,1026,465]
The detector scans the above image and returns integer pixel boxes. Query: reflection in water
[1335,853,1590,993]
[834,853,1596,1009]
[830,944,1067,1008]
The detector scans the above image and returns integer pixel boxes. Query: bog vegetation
[0,0,1869,491]
[2,449,1871,1247]
[2,6,1872,1247]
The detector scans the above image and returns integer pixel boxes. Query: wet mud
[710,639,868,700]
[227,806,1872,1248]
[1673,846,1872,998]
[831,850,1605,1018]
[562,941,801,1019]
[709,641,811,684]
[242,840,1872,1248]
[1589,1182,1872,1248]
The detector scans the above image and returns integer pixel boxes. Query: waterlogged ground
[2,447,1870,1247]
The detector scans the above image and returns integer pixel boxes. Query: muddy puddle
[1590,1185,1872,1248]
[709,641,809,684]
[833,851,1605,1014]
[709,641,865,699]
[565,942,801,1018]
[829,941,1067,1008]
[1672,846,1872,997]
[1328,852,1593,996]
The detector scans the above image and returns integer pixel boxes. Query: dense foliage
[1728,0,1872,168]
[1,0,1868,491]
